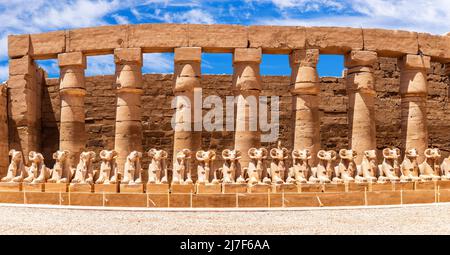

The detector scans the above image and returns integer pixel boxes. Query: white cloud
[143,53,173,73]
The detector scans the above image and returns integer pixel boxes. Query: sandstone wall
[0,84,8,176]
[40,57,449,168]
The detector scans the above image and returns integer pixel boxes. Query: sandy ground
[0,203,448,235]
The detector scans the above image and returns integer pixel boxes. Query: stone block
[299,183,324,193]
[414,181,436,190]
[248,26,306,53]
[345,51,378,67]
[436,180,450,190]
[222,183,247,193]
[402,190,435,204]
[233,48,262,63]
[69,183,93,193]
[323,183,346,192]
[347,182,369,192]
[393,182,415,191]
[363,29,418,57]
[366,191,401,205]
[192,194,236,207]
[401,54,431,70]
[30,31,66,59]
[0,191,23,204]
[145,183,169,194]
[120,184,144,193]
[306,26,363,54]
[370,182,394,191]
[9,56,33,76]
[171,183,194,193]
[45,183,68,192]
[271,183,299,193]
[8,34,30,58]
[174,47,202,63]
[0,182,22,191]
[247,183,271,193]
[129,23,188,52]
[114,48,142,65]
[67,25,128,54]
[195,183,222,194]
[58,52,86,68]
[94,184,118,193]
[23,183,44,192]
[188,24,247,52]
[418,33,450,62]
[104,193,147,207]
[68,193,103,206]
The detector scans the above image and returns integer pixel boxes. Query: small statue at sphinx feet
[172,149,193,185]
[246,148,271,185]
[286,149,312,184]
[220,149,245,184]
[147,149,168,184]
[268,141,289,185]
[196,150,219,184]
[121,151,143,185]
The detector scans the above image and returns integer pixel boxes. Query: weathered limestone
[172,47,202,176]
[8,55,41,163]
[233,48,262,168]
[58,52,87,167]
[345,51,378,164]
[114,48,144,173]
[289,49,320,165]
[399,54,431,162]
[0,84,8,176]
[363,29,418,57]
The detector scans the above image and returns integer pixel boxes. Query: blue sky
[1,0,450,81]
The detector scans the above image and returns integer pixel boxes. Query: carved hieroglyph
[400,148,421,182]
[114,48,144,174]
[95,150,118,184]
[400,55,431,162]
[233,48,262,168]
[334,149,357,183]
[290,49,320,166]
[221,149,244,184]
[196,150,219,184]
[172,149,192,185]
[345,51,377,164]
[58,52,87,168]
[147,149,168,184]
[25,151,50,184]
[121,151,143,184]
[419,148,441,181]
[71,151,96,185]
[378,148,401,183]
[356,150,378,183]
[310,150,336,184]
[269,141,289,184]
[287,149,312,184]
[1,150,26,182]
[247,148,270,185]
[47,150,72,183]
[172,47,202,179]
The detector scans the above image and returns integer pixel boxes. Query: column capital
[114,48,143,66]
[345,50,377,68]
[289,49,319,68]
[58,52,86,68]
[400,54,431,70]
[233,48,262,64]
[174,47,201,63]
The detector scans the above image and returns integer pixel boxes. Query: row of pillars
[56,47,431,171]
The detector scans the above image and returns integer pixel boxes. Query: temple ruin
[0,23,450,208]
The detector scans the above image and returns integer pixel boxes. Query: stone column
[289,49,320,165]
[345,51,378,164]
[8,55,40,163]
[400,54,431,163]
[172,47,202,171]
[233,48,262,167]
[0,84,8,176]
[114,48,144,173]
[58,52,87,167]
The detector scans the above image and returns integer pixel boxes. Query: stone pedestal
[233,48,262,168]
[298,183,323,193]
[195,183,222,194]
[22,183,44,192]
[400,54,431,162]
[290,49,320,165]
[146,183,169,194]
[45,183,68,192]
[222,183,247,194]
[272,183,299,193]
[436,180,450,190]
[346,182,369,192]
[58,52,87,167]
[0,182,22,191]
[69,183,93,193]
[247,183,271,193]
[171,184,195,193]
[370,182,394,192]
[94,184,118,193]
[172,47,202,179]
[323,183,346,192]
[345,51,378,164]
[114,48,144,173]
[120,184,144,193]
